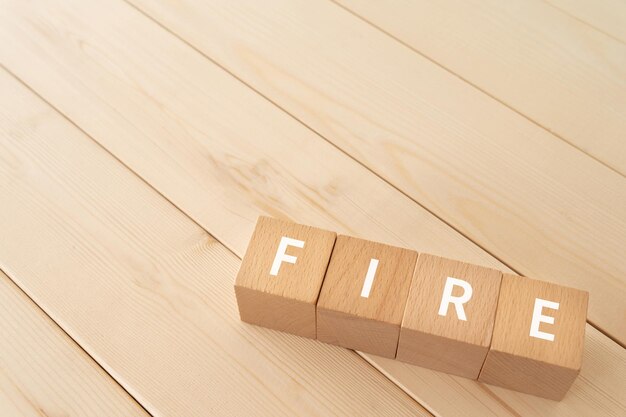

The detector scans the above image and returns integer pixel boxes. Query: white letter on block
[270,237,305,276]
[530,298,559,341]
[360,258,379,298]
[438,277,473,321]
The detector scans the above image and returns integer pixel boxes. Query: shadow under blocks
[234,216,588,400]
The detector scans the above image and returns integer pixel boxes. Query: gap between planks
[3,0,620,351]
[114,0,625,345]
[3,34,623,415]
[119,0,624,348]
[4,0,623,345]
[0,267,152,417]
[0,66,433,417]
[329,0,625,179]
[543,0,626,45]
[328,0,626,177]
[1,0,620,412]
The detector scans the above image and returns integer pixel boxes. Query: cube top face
[235,216,336,304]
[317,235,418,325]
[490,274,588,370]
[402,254,502,347]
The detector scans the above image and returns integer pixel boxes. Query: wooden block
[396,254,502,379]
[234,216,336,338]
[316,236,418,358]
[478,274,588,400]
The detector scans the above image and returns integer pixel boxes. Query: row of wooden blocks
[234,217,588,400]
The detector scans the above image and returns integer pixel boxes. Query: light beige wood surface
[397,254,502,379]
[479,274,589,400]
[0,68,429,417]
[546,0,626,42]
[113,0,626,344]
[335,0,626,175]
[0,0,624,415]
[0,270,149,417]
[235,216,336,338]
[5,0,624,345]
[317,235,417,358]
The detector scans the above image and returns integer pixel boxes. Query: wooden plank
[0,1,623,416]
[117,0,625,343]
[0,69,429,417]
[366,324,625,416]
[334,0,626,174]
[0,270,149,417]
[546,0,626,43]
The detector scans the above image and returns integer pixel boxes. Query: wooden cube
[396,254,502,379]
[234,216,336,339]
[316,236,418,358]
[478,274,588,400]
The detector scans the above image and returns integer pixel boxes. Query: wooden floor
[0,1,624,416]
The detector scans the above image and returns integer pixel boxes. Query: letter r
[438,277,473,321]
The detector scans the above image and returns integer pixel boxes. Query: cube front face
[235,286,316,338]
[316,236,418,358]
[396,254,502,378]
[478,274,588,400]
[316,309,401,358]
[234,216,336,338]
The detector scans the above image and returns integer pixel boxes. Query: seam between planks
[0,265,155,417]
[542,0,626,45]
[2,0,621,403]
[0,64,434,417]
[328,0,626,179]
[118,0,522,277]
[117,0,625,348]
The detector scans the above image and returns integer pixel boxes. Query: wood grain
[335,0,626,174]
[0,270,149,417]
[316,235,417,358]
[546,0,626,43]
[0,68,429,417]
[397,254,502,379]
[0,0,623,415]
[373,323,625,416]
[112,0,626,344]
[235,216,336,338]
[479,274,589,400]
